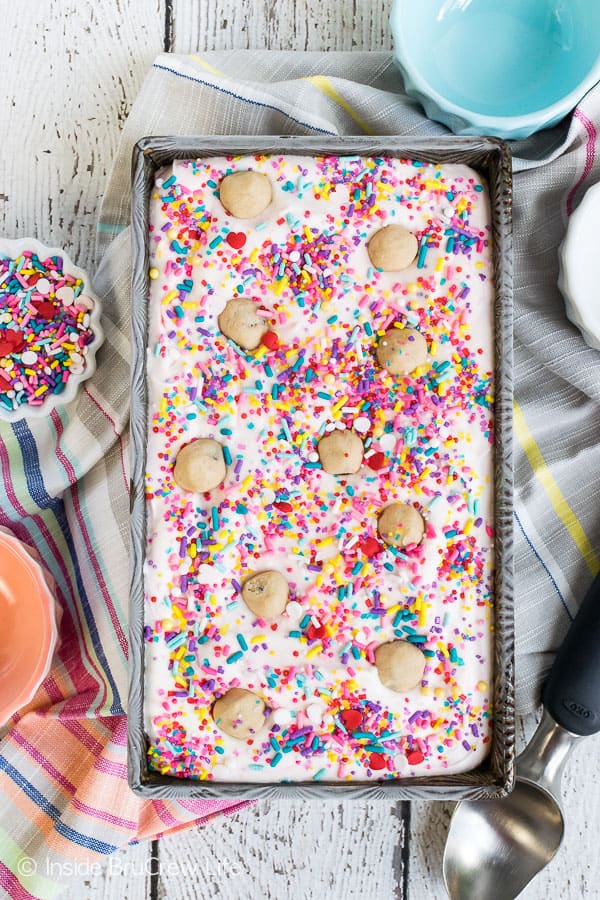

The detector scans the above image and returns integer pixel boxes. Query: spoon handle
[542,570,600,736]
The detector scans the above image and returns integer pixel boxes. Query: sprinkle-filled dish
[142,153,496,784]
[0,238,103,420]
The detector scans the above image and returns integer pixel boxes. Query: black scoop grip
[542,570,600,736]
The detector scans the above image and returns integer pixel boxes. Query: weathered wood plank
[59,840,153,900]
[155,799,404,899]
[0,0,165,273]
[171,0,393,53]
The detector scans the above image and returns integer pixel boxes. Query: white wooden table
[2,2,599,897]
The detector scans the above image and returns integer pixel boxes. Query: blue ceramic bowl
[391,0,600,139]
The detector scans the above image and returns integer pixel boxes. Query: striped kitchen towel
[1,51,600,899]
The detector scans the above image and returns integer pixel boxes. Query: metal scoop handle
[542,570,600,736]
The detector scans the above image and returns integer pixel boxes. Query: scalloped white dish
[0,237,104,421]
[558,182,600,351]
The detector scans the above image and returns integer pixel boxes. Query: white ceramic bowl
[558,182,600,351]
[0,237,104,421]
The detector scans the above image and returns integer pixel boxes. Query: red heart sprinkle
[226,232,246,250]
[306,623,326,641]
[359,536,381,558]
[340,708,363,732]
[33,301,56,319]
[274,501,293,513]
[406,750,424,765]
[367,452,386,470]
[369,752,387,770]
[0,332,25,355]
[261,331,279,350]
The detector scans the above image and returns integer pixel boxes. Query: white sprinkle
[36,278,51,295]
[324,422,336,432]
[285,600,302,618]
[308,451,319,462]
[288,250,301,262]
[70,352,84,365]
[21,351,37,365]
[56,286,75,305]
[353,415,370,434]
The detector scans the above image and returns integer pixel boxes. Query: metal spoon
[443,570,600,900]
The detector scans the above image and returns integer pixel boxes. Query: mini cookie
[367,224,418,271]
[377,503,425,548]
[374,640,426,692]
[318,429,364,475]
[218,298,269,351]
[376,327,428,376]
[212,688,267,740]
[173,438,226,493]
[219,171,272,219]
[242,570,289,618]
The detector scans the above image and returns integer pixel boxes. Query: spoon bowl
[443,778,564,899]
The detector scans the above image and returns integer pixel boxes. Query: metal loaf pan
[128,135,514,800]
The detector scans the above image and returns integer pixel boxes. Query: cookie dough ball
[377,503,425,548]
[212,688,267,740]
[218,298,269,351]
[367,224,418,271]
[376,327,428,376]
[318,429,364,475]
[242,570,289,618]
[374,640,426,692]
[219,171,272,219]
[173,438,226,493]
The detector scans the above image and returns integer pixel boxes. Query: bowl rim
[557,180,600,349]
[0,236,104,422]
[390,0,600,130]
[0,529,60,724]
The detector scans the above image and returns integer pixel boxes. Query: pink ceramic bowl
[0,528,61,725]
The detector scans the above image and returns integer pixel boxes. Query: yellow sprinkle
[251,635,266,644]
[317,536,334,548]
[163,290,178,304]
[306,643,322,659]
[331,395,348,416]
[149,267,160,280]
[437,642,449,658]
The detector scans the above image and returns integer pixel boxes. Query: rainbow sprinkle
[0,251,97,413]
[143,154,495,783]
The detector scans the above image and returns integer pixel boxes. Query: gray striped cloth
[96,51,600,717]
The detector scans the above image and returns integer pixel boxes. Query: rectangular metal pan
[128,135,514,800]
